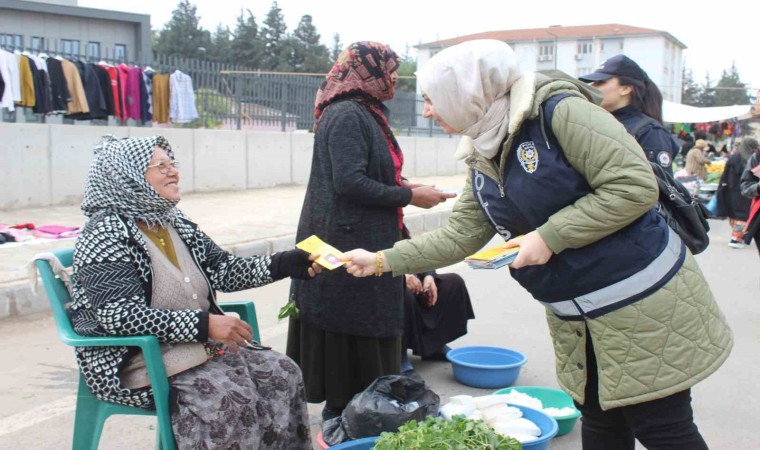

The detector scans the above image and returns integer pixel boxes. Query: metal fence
[0,46,447,137]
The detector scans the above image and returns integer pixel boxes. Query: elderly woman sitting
[69,135,317,450]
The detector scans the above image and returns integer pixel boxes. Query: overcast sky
[81,0,759,94]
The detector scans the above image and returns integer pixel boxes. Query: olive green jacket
[385,72,732,409]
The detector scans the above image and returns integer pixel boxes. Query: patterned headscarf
[416,40,523,159]
[314,41,399,120]
[81,135,178,227]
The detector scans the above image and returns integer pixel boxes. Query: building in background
[0,0,151,62]
[416,23,685,104]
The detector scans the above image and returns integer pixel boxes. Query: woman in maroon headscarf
[286,42,452,426]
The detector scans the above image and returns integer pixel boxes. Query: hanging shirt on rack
[0,48,20,111]
[152,73,170,124]
[117,64,131,121]
[100,64,124,121]
[28,55,51,114]
[126,67,143,121]
[92,65,114,116]
[45,57,71,112]
[17,55,36,108]
[141,69,153,123]
[61,58,89,114]
[169,70,199,124]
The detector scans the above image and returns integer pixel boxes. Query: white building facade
[416,24,686,104]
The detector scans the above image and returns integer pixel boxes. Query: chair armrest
[220,301,260,342]
[67,334,171,403]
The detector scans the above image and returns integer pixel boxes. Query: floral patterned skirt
[170,348,312,450]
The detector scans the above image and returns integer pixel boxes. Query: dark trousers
[574,329,709,450]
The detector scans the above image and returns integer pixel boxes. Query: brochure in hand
[296,235,346,270]
[465,245,519,269]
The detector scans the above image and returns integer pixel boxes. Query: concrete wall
[0,123,465,210]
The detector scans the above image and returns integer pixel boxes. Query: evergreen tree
[330,33,343,63]
[292,15,330,73]
[261,1,288,70]
[713,62,750,107]
[681,67,701,106]
[209,24,233,63]
[231,9,264,68]
[697,73,715,108]
[154,0,211,59]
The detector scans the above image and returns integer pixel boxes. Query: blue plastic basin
[446,346,527,388]
[508,404,559,450]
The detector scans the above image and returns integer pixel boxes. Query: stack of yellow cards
[465,245,519,269]
[296,235,346,270]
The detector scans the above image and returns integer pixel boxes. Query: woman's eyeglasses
[146,160,180,174]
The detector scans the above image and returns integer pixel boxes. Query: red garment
[117,64,130,121]
[101,65,124,121]
[126,67,143,120]
[313,41,399,120]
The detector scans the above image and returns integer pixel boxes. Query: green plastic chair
[35,248,260,450]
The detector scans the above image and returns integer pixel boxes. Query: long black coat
[717,151,751,220]
[290,99,412,338]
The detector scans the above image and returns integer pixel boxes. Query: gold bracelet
[374,251,384,277]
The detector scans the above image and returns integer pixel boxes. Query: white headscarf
[417,39,522,159]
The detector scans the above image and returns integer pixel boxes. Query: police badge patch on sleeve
[517,141,539,173]
[657,151,672,167]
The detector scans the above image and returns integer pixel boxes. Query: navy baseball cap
[579,54,647,84]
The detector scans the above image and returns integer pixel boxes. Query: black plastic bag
[323,374,440,445]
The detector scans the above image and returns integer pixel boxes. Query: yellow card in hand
[296,235,346,270]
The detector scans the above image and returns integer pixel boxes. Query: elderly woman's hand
[209,314,253,353]
[270,249,321,280]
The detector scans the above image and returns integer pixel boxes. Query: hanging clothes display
[169,70,199,124]
[0,50,194,128]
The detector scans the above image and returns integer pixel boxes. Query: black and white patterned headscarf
[81,135,178,227]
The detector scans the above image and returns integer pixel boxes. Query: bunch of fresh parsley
[373,416,522,450]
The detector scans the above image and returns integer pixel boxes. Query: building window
[87,42,100,59]
[576,67,594,78]
[114,44,127,60]
[539,42,554,58]
[31,37,44,52]
[577,41,593,54]
[61,39,80,57]
[1,33,23,49]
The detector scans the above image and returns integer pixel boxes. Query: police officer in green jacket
[344,40,732,450]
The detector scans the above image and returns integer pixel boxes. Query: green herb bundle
[373,416,522,450]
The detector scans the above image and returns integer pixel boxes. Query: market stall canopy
[663,101,754,123]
